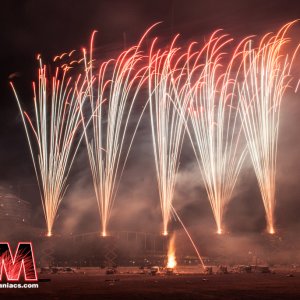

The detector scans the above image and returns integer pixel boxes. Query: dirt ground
[0,267,300,300]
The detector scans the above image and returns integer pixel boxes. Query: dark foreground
[1,268,300,300]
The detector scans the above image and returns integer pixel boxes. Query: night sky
[1,0,300,236]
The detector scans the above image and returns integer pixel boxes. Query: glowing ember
[167,234,177,269]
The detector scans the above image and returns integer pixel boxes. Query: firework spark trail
[171,205,205,269]
[238,21,299,234]
[148,36,192,236]
[11,59,89,237]
[82,28,154,237]
[175,32,247,234]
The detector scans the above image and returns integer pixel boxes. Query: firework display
[11,59,89,237]
[174,32,247,235]
[6,1,300,298]
[148,36,190,236]
[11,21,299,251]
[238,21,299,234]
[81,31,150,237]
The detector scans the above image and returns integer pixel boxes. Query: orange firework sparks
[167,234,177,269]
[11,59,89,237]
[148,35,191,236]
[81,25,158,237]
[238,21,300,235]
[173,31,248,235]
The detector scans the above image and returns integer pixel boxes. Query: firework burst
[148,36,191,236]
[175,31,247,234]
[81,29,151,237]
[11,59,88,237]
[238,21,299,234]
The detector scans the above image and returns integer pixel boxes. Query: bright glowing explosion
[167,234,177,268]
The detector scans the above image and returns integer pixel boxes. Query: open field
[0,267,300,300]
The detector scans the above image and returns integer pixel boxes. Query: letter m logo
[0,242,37,281]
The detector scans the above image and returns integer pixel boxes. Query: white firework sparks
[238,21,299,234]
